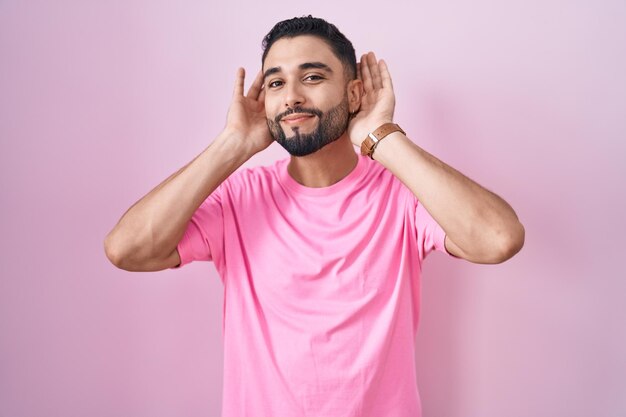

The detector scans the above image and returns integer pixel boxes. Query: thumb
[232,67,245,99]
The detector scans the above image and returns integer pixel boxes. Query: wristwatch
[360,123,405,159]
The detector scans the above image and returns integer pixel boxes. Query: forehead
[263,35,341,73]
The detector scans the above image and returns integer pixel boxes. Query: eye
[268,80,283,88]
[304,74,324,81]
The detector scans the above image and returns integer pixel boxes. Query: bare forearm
[373,132,524,262]
[104,130,253,266]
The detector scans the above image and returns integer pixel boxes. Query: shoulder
[360,155,406,192]
[221,157,287,193]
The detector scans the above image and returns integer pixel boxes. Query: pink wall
[1,1,624,416]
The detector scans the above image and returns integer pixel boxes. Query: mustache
[275,107,323,123]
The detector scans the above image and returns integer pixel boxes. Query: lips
[282,114,315,123]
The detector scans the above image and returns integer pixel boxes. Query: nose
[284,81,305,109]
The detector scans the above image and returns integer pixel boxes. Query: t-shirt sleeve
[169,186,225,270]
[415,199,460,262]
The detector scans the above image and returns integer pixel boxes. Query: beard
[267,93,350,157]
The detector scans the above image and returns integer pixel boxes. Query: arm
[349,52,524,264]
[373,132,524,264]
[104,68,272,271]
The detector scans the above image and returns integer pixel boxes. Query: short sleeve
[169,186,225,269]
[415,199,458,261]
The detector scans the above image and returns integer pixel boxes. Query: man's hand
[348,52,396,147]
[223,68,274,156]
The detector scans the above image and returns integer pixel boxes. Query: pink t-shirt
[172,153,455,417]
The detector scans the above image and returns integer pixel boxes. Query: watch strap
[360,123,405,159]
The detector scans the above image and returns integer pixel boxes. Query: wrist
[359,122,404,160]
[216,129,257,160]
[363,119,394,138]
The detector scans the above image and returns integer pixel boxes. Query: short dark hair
[261,15,357,80]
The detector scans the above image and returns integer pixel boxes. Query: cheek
[264,97,279,119]
[320,89,345,108]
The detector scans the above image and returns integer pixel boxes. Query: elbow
[104,232,139,270]
[493,221,525,264]
[103,232,172,272]
[104,234,124,268]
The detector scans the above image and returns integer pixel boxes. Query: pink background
[1,1,625,416]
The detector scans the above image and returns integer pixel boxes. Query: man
[105,15,524,417]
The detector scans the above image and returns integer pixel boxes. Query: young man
[105,16,524,417]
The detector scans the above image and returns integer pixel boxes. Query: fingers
[356,61,362,81]
[246,70,265,100]
[232,67,266,102]
[233,67,245,99]
[379,59,393,90]
[366,52,383,90]
[367,52,383,90]
[359,52,392,91]
[360,53,374,92]
[360,52,382,90]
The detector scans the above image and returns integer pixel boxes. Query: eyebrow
[263,62,334,80]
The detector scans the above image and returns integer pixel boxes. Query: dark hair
[261,15,357,80]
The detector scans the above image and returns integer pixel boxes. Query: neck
[287,134,358,188]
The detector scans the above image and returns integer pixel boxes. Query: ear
[346,78,363,114]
